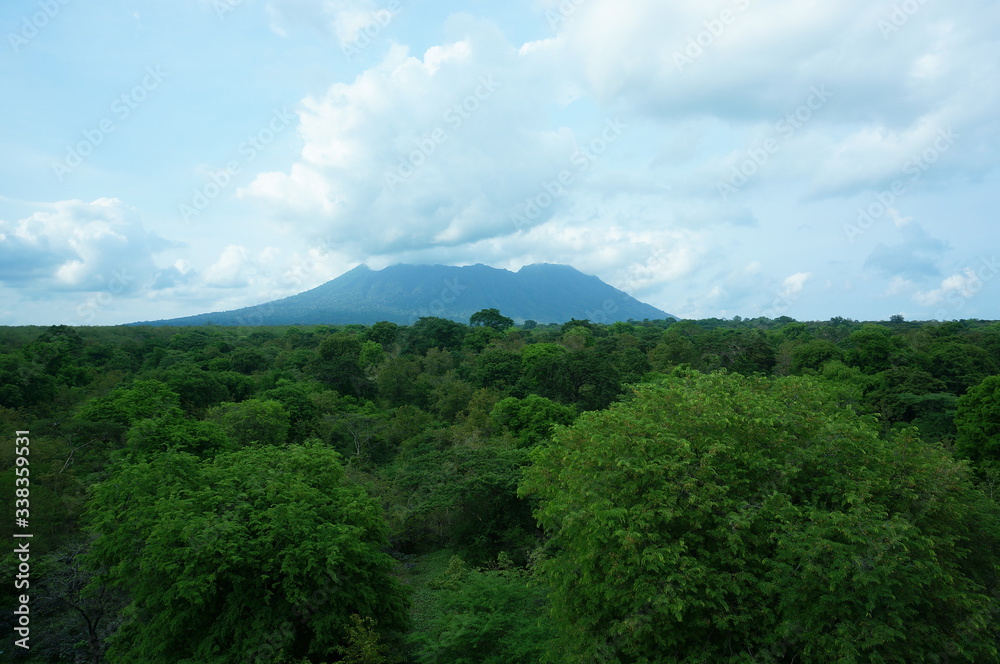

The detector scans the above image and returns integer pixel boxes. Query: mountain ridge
[132,263,675,326]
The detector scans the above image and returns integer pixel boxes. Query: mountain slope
[134,263,675,326]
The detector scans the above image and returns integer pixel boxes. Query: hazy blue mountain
[133,263,675,326]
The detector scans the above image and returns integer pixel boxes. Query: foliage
[5,317,1000,661]
[334,614,401,664]
[409,555,554,664]
[380,434,536,561]
[955,374,1000,473]
[521,370,1000,663]
[470,308,515,330]
[403,317,468,355]
[207,398,291,447]
[490,394,577,446]
[85,442,409,664]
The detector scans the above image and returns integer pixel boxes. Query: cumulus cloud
[233,1,998,318]
[240,22,613,255]
[12,0,992,324]
[0,198,175,293]
[914,269,983,306]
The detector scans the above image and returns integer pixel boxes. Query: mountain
[133,263,676,326]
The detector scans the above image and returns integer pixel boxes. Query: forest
[2,312,999,663]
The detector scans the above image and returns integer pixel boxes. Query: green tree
[126,415,232,458]
[925,340,998,395]
[85,443,409,664]
[229,346,270,374]
[463,325,503,353]
[365,321,400,348]
[77,379,183,433]
[0,352,57,407]
[207,398,291,447]
[490,394,577,446]
[335,614,400,664]
[381,436,536,560]
[954,374,1000,473]
[410,555,553,664]
[158,364,230,412]
[360,339,386,371]
[402,317,468,355]
[470,308,514,330]
[844,324,912,373]
[262,380,321,442]
[314,331,366,395]
[521,370,1000,663]
[470,348,522,391]
[790,339,845,373]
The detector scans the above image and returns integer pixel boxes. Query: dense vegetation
[2,313,999,663]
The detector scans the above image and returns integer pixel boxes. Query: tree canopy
[521,370,1000,663]
[85,442,409,664]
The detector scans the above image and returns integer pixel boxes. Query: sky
[1,0,998,325]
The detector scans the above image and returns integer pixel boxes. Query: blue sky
[2,0,998,325]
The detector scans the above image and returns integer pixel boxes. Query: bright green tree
[521,370,1000,663]
[85,442,409,664]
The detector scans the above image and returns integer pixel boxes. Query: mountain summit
[135,263,675,326]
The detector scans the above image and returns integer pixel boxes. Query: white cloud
[0,198,171,292]
[780,272,811,299]
[913,268,983,306]
[265,0,401,46]
[240,21,599,256]
[886,276,915,296]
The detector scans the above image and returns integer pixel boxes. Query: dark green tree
[471,348,522,391]
[844,324,912,373]
[229,346,270,374]
[365,321,401,348]
[470,308,514,330]
[925,340,997,395]
[401,317,468,355]
[790,339,845,373]
[954,374,1000,473]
